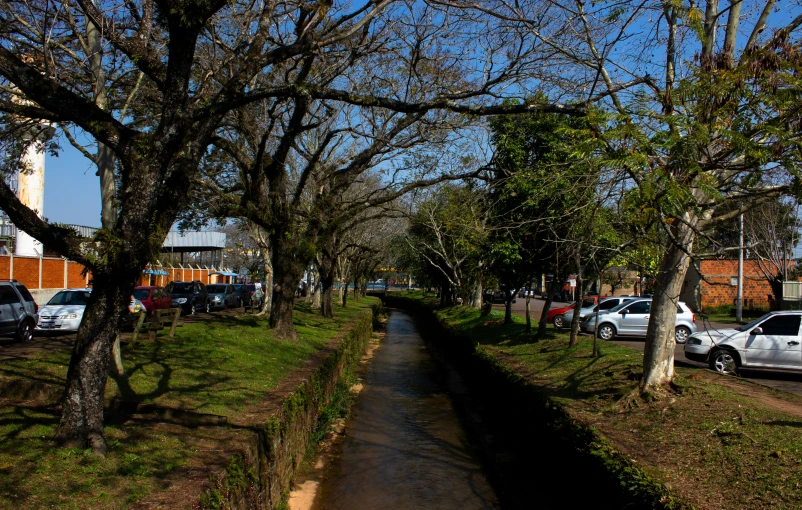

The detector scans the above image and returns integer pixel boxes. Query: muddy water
[313,311,499,510]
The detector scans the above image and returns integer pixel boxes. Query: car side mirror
[619,310,627,315]
[751,327,763,335]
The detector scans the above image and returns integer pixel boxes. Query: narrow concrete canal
[313,310,499,509]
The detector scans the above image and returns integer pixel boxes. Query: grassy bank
[394,291,802,510]
[0,299,378,509]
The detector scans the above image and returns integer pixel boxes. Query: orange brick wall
[696,260,775,309]
[1,254,89,289]
[41,259,65,288]
[9,256,40,289]
[68,263,87,287]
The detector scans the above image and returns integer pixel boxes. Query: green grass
[0,298,378,509]
[700,304,771,324]
[397,293,802,509]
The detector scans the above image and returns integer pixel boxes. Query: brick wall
[696,259,775,310]
[9,256,40,289]
[0,254,89,290]
[67,262,87,287]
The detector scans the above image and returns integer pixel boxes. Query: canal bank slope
[387,292,802,510]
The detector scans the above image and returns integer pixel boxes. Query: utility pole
[736,212,744,322]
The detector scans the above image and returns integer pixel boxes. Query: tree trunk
[269,237,302,339]
[641,219,697,393]
[88,17,117,232]
[342,281,349,308]
[504,289,516,324]
[353,276,360,302]
[525,291,532,334]
[472,281,483,309]
[569,279,591,347]
[536,276,560,341]
[305,268,313,303]
[55,274,131,454]
[318,256,335,318]
[321,281,334,318]
[263,270,273,315]
[312,275,322,310]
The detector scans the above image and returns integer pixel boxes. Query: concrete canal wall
[196,303,380,509]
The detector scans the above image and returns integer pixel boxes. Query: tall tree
[0,0,589,451]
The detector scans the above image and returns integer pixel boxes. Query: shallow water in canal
[312,311,499,510]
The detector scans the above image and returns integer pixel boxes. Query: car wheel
[553,315,565,328]
[675,326,691,344]
[15,321,34,343]
[223,301,228,311]
[205,300,211,313]
[597,323,616,341]
[710,349,739,375]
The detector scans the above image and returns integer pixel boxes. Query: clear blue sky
[44,145,101,227]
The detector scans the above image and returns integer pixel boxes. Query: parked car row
[557,296,635,328]
[0,279,260,343]
[579,297,696,344]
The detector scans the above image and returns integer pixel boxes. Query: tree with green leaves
[0,0,593,451]
[402,184,489,305]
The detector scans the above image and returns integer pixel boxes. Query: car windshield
[170,283,194,293]
[133,289,150,300]
[609,299,648,312]
[48,291,90,306]
[736,314,773,332]
[207,285,226,293]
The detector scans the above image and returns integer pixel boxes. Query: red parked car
[547,296,602,328]
[133,286,173,313]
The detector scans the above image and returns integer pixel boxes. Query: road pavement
[494,297,802,396]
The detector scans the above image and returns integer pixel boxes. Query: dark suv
[166,280,209,315]
[0,280,38,342]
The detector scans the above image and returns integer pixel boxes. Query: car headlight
[177,298,187,304]
[214,295,222,301]
[687,337,702,345]
[64,314,78,319]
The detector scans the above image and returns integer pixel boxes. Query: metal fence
[0,222,97,241]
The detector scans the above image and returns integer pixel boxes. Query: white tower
[15,141,45,257]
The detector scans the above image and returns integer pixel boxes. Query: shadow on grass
[763,420,802,428]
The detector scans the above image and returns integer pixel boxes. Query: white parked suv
[685,311,802,375]
[580,298,696,343]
